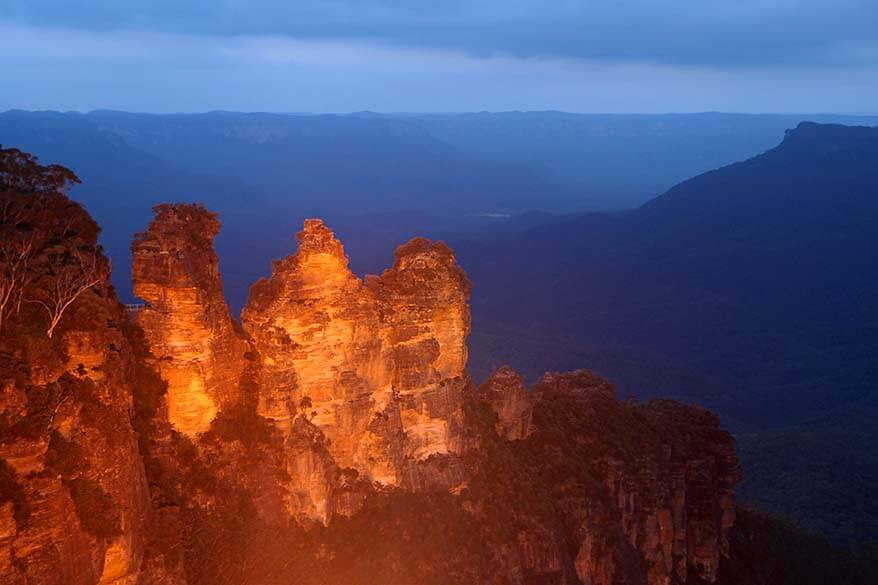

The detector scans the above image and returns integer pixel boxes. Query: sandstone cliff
[479,366,533,441]
[131,204,248,436]
[0,151,150,585]
[243,220,470,489]
[1,149,749,585]
[535,370,740,585]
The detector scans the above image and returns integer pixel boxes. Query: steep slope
[0,149,150,585]
[408,111,878,208]
[466,122,878,428]
[459,122,878,559]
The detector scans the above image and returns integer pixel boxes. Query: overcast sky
[2,1,876,113]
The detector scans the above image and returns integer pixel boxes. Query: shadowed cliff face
[2,155,747,585]
[472,369,741,585]
[479,366,534,441]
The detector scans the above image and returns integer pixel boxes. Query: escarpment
[2,153,746,585]
[530,371,740,585]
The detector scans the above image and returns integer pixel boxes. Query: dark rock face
[546,372,740,584]
[459,369,741,585]
[1,155,744,585]
[479,366,534,441]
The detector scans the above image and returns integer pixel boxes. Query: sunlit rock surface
[131,204,248,436]
[0,195,150,585]
[2,185,746,585]
[243,219,470,486]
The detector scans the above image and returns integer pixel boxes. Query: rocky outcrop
[131,204,248,436]
[0,161,150,585]
[366,237,471,465]
[2,151,746,585]
[243,220,470,488]
[0,335,151,585]
[124,207,738,585]
[529,370,742,585]
[479,366,533,441]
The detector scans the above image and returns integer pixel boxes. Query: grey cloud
[3,0,877,68]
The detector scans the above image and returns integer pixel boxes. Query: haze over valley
[2,1,878,583]
[4,112,877,574]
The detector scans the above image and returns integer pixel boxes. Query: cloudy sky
[2,1,876,113]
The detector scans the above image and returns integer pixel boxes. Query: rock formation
[527,370,741,585]
[479,366,534,441]
[1,149,749,585]
[131,204,247,436]
[243,220,470,488]
[0,155,150,585]
[0,322,151,585]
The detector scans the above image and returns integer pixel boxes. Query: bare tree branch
[0,197,39,334]
[30,247,109,338]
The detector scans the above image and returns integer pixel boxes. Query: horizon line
[4,108,878,118]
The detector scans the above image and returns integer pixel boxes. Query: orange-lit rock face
[3,154,748,585]
[131,204,247,436]
[244,220,471,486]
[0,292,150,585]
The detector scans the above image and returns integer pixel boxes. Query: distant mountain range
[3,109,878,307]
[463,122,878,428]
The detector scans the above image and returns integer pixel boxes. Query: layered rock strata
[537,370,741,585]
[0,192,150,585]
[243,219,471,487]
[131,204,248,436]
